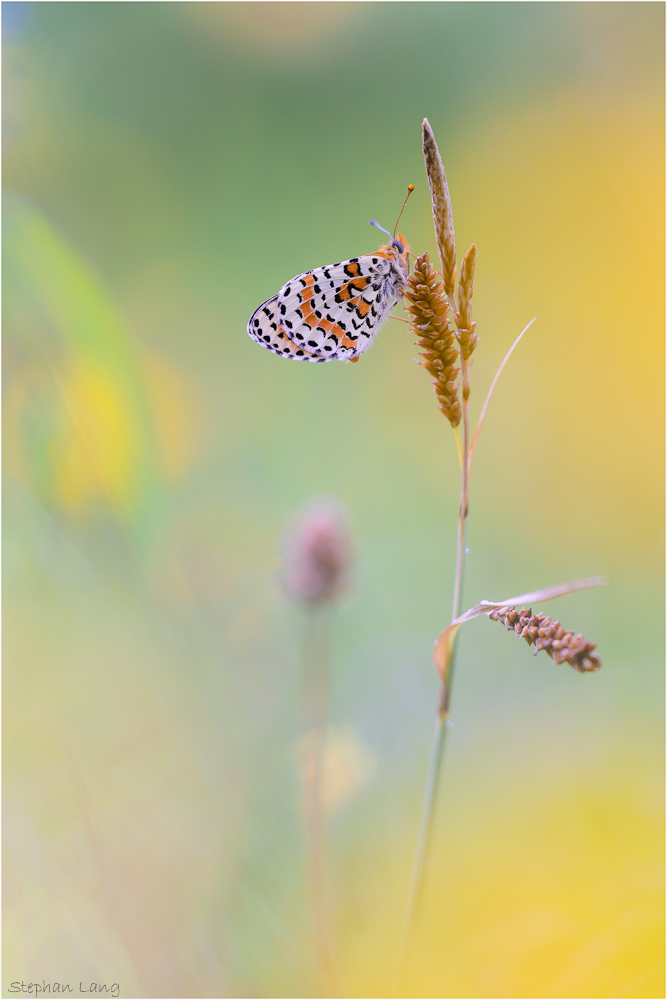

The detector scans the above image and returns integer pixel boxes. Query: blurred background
[3,3,664,997]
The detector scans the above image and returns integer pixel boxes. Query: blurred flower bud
[281,498,352,604]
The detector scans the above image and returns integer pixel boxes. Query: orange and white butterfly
[247,188,414,363]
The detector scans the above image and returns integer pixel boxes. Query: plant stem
[467,318,535,481]
[394,359,471,996]
[393,709,448,997]
[453,366,470,618]
[302,604,337,997]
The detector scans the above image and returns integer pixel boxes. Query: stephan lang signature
[8,984,119,998]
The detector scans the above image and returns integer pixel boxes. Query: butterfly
[247,187,414,363]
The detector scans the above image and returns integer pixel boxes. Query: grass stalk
[394,357,471,996]
[396,118,603,999]
[467,317,535,481]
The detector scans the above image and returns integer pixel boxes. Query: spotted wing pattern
[247,237,410,363]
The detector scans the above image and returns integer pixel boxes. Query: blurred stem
[395,359,470,996]
[302,603,337,997]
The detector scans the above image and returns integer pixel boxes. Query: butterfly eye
[392,240,404,254]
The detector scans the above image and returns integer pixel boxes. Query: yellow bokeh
[51,356,141,515]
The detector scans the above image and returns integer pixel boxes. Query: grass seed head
[456,243,478,361]
[405,253,461,428]
[422,118,457,297]
[488,606,602,673]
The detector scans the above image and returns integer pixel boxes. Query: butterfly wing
[247,244,408,363]
[247,296,323,362]
[275,254,401,361]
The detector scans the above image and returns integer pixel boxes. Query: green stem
[393,711,448,996]
[394,358,471,996]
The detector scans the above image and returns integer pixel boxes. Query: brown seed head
[488,606,601,673]
[405,253,461,428]
[422,118,456,297]
[456,243,478,361]
[281,499,352,605]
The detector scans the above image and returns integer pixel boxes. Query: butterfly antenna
[369,219,392,238]
[393,184,415,238]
